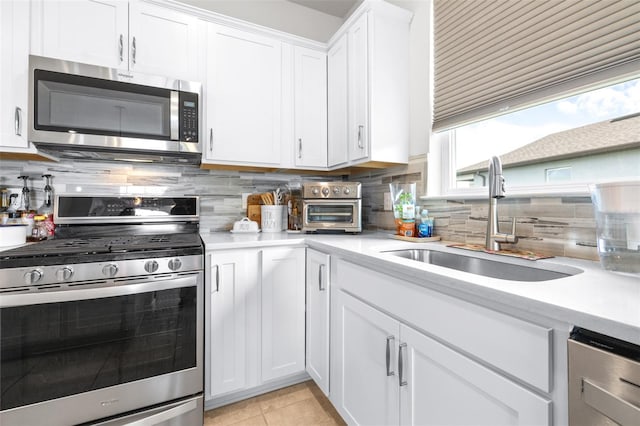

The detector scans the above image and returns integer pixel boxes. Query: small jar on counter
[28,215,48,241]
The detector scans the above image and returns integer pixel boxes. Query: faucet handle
[507,217,518,244]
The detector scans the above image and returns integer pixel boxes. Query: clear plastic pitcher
[590,180,640,275]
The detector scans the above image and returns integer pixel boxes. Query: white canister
[261,205,286,232]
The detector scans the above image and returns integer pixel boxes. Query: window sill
[420,182,592,201]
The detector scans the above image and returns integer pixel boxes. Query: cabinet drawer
[336,259,552,392]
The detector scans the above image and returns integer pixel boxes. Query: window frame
[423,130,593,200]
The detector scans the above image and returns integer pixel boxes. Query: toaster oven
[302,182,362,233]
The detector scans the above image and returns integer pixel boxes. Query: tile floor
[204,380,346,426]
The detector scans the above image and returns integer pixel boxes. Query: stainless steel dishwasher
[568,327,640,426]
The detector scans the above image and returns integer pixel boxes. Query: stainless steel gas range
[0,195,204,425]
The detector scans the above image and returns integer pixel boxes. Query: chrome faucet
[486,156,518,251]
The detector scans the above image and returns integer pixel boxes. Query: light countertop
[201,231,640,345]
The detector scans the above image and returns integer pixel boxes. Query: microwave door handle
[170,91,179,140]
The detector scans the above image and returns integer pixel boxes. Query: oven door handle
[126,398,198,426]
[0,274,199,308]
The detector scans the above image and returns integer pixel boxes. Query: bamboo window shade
[433,0,640,132]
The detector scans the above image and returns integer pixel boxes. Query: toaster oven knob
[168,258,182,271]
[344,187,351,195]
[322,187,330,196]
[333,187,340,194]
[24,269,43,285]
[312,187,319,195]
[56,267,74,282]
[102,263,119,278]
[144,260,159,273]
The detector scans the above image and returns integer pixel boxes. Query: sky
[453,78,640,169]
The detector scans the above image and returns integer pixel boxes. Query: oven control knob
[312,187,319,195]
[333,187,340,194]
[168,258,182,271]
[102,263,119,278]
[24,269,43,285]
[144,260,159,273]
[322,187,330,196]
[344,187,351,195]
[56,267,74,282]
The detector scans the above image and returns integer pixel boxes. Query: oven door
[302,199,362,232]
[0,272,203,426]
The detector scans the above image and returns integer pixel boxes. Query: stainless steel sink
[382,249,576,282]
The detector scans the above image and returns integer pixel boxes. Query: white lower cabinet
[332,290,552,426]
[206,249,259,398]
[305,249,331,396]
[205,246,305,401]
[261,247,306,381]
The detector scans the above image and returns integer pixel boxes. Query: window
[545,167,571,183]
[430,77,640,196]
[429,0,640,197]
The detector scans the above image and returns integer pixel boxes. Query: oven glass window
[307,205,354,223]
[34,69,172,139]
[0,287,197,410]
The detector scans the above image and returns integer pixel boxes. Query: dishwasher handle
[582,378,640,426]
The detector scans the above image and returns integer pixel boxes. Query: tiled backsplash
[0,159,328,233]
[2,157,599,260]
[355,158,599,261]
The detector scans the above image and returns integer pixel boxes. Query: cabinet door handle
[209,128,213,152]
[298,138,303,159]
[132,36,137,65]
[386,336,395,376]
[214,265,220,292]
[398,343,407,386]
[119,34,124,62]
[318,264,325,291]
[14,107,22,136]
[357,125,364,149]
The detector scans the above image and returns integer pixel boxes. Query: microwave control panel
[179,92,199,142]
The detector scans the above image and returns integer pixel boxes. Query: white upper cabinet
[31,0,199,81]
[128,1,200,81]
[32,0,128,69]
[329,2,412,168]
[202,24,282,166]
[347,13,370,163]
[327,33,349,168]
[293,46,328,169]
[0,0,30,150]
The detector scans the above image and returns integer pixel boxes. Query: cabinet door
[207,250,259,399]
[399,324,551,426]
[348,12,369,162]
[261,247,306,382]
[331,291,399,425]
[306,249,331,395]
[327,34,349,167]
[0,0,30,149]
[128,1,200,81]
[294,47,327,168]
[204,24,282,166]
[34,0,128,68]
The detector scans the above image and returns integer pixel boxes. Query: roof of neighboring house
[457,113,640,174]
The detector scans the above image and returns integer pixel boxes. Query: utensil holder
[261,205,286,232]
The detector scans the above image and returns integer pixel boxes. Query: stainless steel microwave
[28,55,201,161]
